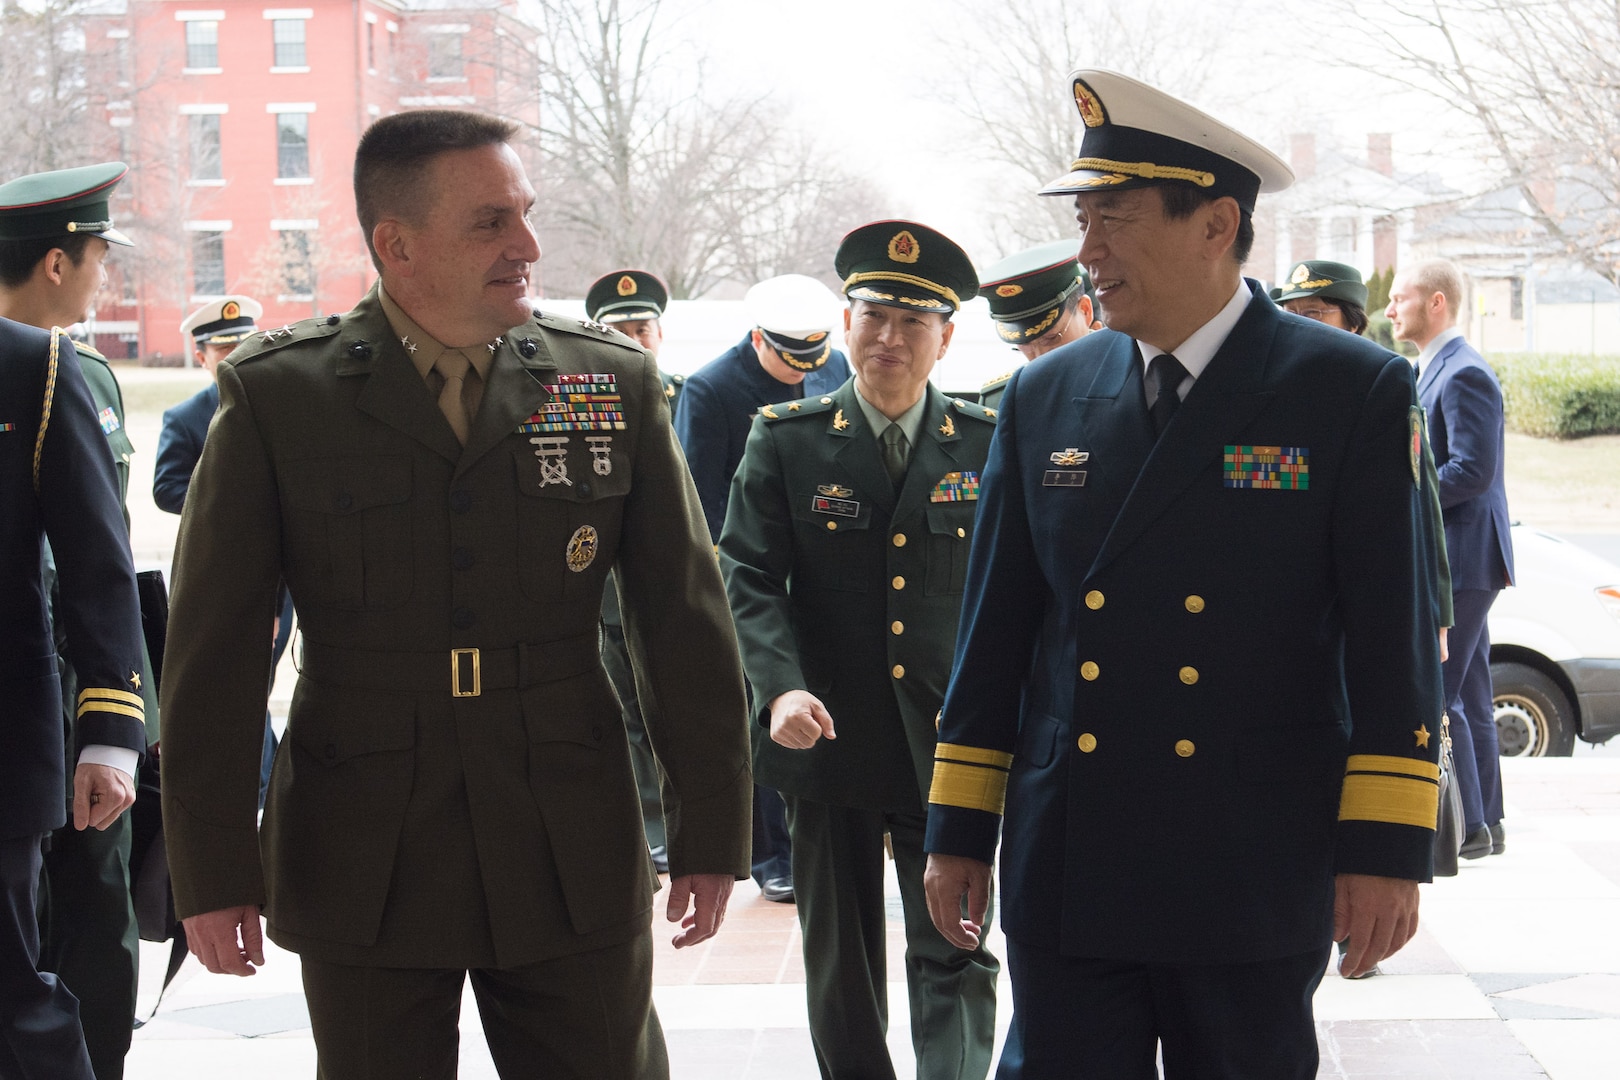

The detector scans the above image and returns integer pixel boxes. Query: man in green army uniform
[720,220,1000,1080]
[976,239,1099,410]
[0,161,156,1080]
[161,110,751,1079]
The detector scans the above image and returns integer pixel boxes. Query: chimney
[1290,134,1316,181]
[1368,133,1393,177]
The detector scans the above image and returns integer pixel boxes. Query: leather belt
[299,634,600,697]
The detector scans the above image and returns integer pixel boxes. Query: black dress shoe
[760,876,795,903]
[1489,822,1506,856]
[1459,826,1491,860]
[649,844,669,874]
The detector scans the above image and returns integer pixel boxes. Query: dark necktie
[1147,353,1188,437]
[881,424,909,488]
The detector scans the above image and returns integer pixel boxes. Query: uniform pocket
[512,445,628,603]
[280,456,414,610]
[789,490,876,592]
[924,502,977,595]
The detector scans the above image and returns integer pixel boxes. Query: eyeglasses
[1292,306,1339,323]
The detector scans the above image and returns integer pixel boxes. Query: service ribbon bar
[1223,445,1308,490]
[930,470,981,502]
[516,374,628,433]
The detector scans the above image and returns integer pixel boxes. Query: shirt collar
[852,384,929,448]
[378,283,497,382]
[1416,326,1464,368]
[1138,280,1251,383]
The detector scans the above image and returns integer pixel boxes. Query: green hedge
[1489,353,1620,439]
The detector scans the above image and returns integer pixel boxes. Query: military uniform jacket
[676,333,851,542]
[924,285,1444,966]
[719,380,996,810]
[161,286,751,969]
[0,318,147,839]
[152,381,218,514]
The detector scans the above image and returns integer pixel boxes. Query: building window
[366,22,375,70]
[428,32,463,79]
[277,113,309,178]
[192,231,226,295]
[185,20,218,68]
[1510,276,1525,321]
[189,114,222,181]
[280,230,313,297]
[272,18,306,67]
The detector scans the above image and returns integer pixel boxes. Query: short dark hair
[1331,298,1370,336]
[0,232,95,289]
[353,109,520,272]
[1157,183,1255,266]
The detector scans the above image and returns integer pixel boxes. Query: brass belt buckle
[451,648,481,697]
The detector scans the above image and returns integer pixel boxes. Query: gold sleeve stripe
[78,687,145,709]
[929,759,1008,816]
[1338,774,1439,829]
[78,701,145,723]
[934,743,1015,770]
[1346,754,1440,782]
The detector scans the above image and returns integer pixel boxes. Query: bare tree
[239,169,371,318]
[1320,0,1620,286]
[0,0,110,176]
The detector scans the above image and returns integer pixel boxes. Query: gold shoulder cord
[33,327,62,492]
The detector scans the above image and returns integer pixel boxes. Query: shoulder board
[667,372,686,386]
[72,341,109,363]
[532,309,644,352]
[759,394,838,422]
[949,397,999,423]
[226,315,342,364]
[979,369,1014,392]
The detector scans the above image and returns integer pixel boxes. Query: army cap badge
[835,220,979,315]
[585,269,668,324]
[1271,260,1368,309]
[180,294,265,346]
[978,240,1095,344]
[1040,70,1293,213]
[0,161,134,247]
[747,273,841,372]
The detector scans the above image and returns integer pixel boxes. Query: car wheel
[1491,661,1577,757]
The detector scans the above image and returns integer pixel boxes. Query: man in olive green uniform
[161,110,750,1080]
[719,221,1000,1080]
[0,161,155,1080]
[977,240,1099,410]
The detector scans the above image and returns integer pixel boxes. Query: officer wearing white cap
[923,71,1443,1078]
[676,274,851,905]
[977,239,1101,408]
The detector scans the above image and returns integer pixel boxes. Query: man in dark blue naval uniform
[1388,260,1514,858]
[0,161,154,1080]
[0,306,147,1075]
[678,273,851,902]
[923,70,1444,1079]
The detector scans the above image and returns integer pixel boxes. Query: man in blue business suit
[922,70,1444,1078]
[1388,260,1514,859]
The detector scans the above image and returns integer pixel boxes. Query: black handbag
[1432,713,1464,877]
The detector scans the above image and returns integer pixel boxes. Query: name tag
[812,495,860,518]
[1043,470,1088,487]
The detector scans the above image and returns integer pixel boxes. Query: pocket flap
[281,456,412,514]
[512,445,631,501]
[288,701,415,766]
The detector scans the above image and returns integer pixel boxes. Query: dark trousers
[997,937,1324,1080]
[38,813,137,1080]
[784,797,999,1080]
[300,930,667,1080]
[1445,588,1503,831]
[1,833,95,1080]
[752,785,792,885]
[600,621,667,850]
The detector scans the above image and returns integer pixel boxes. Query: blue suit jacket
[675,334,850,541]
[1417,335,1514,592]
[924,285,1444,965]
[153,382,219,514]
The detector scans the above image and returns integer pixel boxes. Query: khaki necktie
[434,349,472,445]
[881,424,909,488]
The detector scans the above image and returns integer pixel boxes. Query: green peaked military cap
[1272,260,1368,309]
[586,269,668,324]
[0,161,133,246]
[835,220,978,315]
[978,239,1093,344]
[1039,70,1292,213]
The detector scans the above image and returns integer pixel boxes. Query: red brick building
[83,0,539,361]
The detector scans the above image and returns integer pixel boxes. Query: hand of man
[72,762,136,831]
[1334,872,1420,978]
[924,853,992,950]
[1439,626,1449,664]
[768,689,835,749]
[184,906,266,976]
[666,873,734,949]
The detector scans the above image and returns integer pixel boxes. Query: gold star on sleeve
[1414,724,1431,749]
[130,671,141,690]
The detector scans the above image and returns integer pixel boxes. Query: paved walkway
[122,758,1620,1078]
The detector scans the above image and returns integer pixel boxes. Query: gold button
[1085,590,1105,610]
[826,521,838,531]
[1179,666,1199,685]
[956,527,965,538]
[892,664,905,679]
[891,621,904,635]
[1080,661,1099,681]
[892,575,905,590]
[893,533,907,548]
[1185,595,1205,613]
[1175,739,1196,758]
[1077,733,1097,753]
